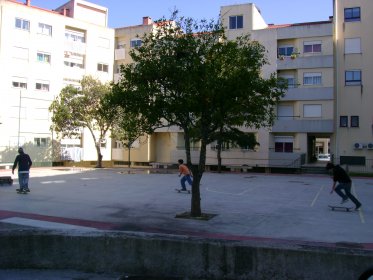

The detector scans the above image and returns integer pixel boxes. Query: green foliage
[49,75,116,167]
[112,12,287,215]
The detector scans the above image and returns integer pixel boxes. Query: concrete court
[0,166,372,247]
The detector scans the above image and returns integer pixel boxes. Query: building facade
[333,0,373,173]
[0,0,114,166]
[1,0,372,173]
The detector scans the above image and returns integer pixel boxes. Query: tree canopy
[111,14,286,216]
[49,75,116,168]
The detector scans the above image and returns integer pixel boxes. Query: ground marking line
[205,187,253,196]
[352,183,365,224]
[311,185,324,207]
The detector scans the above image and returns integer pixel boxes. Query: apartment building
[0,0,114,165]
[333,0,373,173]
[111,3,335,170]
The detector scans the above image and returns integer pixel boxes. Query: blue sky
[30,0,333,28]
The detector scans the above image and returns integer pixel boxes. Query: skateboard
[175,188,191,194]
[0,176,13,186]
[16,189,28,194]
[328,205,353,212]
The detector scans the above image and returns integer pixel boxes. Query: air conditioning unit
[367,143,373,150]
[354,143,363,149]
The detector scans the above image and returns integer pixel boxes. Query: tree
[110,107,149,168]
[112,13,286,217]
[212,128,259,173]
[49,75,116,168]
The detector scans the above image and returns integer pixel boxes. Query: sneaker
[341,198,349,204]
[355,204,362,211]
[25,188,30,192]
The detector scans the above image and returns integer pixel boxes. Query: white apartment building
[0,0,114,166]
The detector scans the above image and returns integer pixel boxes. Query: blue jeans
[18,172,30,189]
[335,182,361,207]
[181,175,193,190]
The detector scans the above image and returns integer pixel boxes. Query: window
[279,76,296,88]
[345,70,361,85]
[12,46,29,60]
[64,52,84,69]
[12,77,27,89]
[229,15,243,29]
[65,29,85,43]
[37,52,51,64]
[130,39,142,48]
[274,136,293,153]
[35,80,50,91]
[15,18,30,31]
[117,41,126,49]
[345,38,361,54]
[344,7,360,22]
[34,137,48,147]
[340,116,348,127]
[304,104,322,118]
[303,72,322,85]
[278,46,294,57]
[97,63,109,72]
[304,41,322,53]
[350,116,359,127]
[38,23,52,36]
[277,105,294,120]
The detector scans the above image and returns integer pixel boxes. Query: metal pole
[17,90,22,147]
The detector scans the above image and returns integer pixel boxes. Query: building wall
[0,0,114,165]
[334,0,373,171]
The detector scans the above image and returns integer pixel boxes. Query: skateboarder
[326,162,362,210]
[12,147,32,193]
[178,159,192,192]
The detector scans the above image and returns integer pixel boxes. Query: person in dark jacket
[12,147,32,193]
[326,162,362,210]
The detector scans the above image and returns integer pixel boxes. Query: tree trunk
[190,141,207,217]
[95,143,103,168]
[183,128,192,165]
[128,146,131,168]
[217,142,222,173]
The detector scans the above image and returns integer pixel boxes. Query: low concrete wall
[0,230,372,279]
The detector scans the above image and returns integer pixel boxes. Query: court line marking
[205,186,255,196]
[352,183,365,224]
[311,185,324,207]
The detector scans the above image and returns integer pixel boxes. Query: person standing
[178,159,193,191]
[12,147,32,193]
[326,162,362,210]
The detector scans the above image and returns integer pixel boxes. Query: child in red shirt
[178,159,193,191]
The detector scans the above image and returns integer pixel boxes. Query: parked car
[318,154,330,161]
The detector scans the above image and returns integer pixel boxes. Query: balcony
[64,40,86,54]
[277,55,333,70]
[282,87,333,101]
[114,48,125,60]
[272,119,333,133]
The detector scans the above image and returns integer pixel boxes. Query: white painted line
[40,180,66,184]
[352,183,365,224]
[311,185,324,207]
[1,217,95,231]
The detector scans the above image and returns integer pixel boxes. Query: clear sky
[30,0,333,28]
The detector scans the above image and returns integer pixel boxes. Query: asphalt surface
[0,166,372,278]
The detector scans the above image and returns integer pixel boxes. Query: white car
[318,154,330,161]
